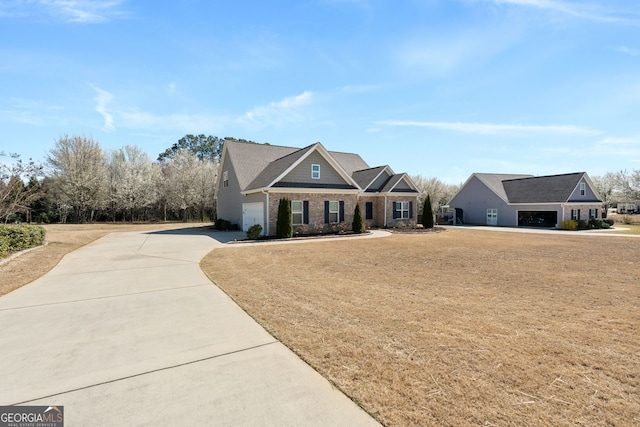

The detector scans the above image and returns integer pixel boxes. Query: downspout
[384,195,388,227]
[263,190,269,236]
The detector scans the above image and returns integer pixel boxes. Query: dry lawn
[0,222,207,297]
[201,229,640,426]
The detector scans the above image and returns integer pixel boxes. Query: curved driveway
[0,227,380,426]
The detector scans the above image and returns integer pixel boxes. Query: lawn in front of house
[201,228,640,426]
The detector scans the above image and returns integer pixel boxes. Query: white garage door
[242,202,264,234]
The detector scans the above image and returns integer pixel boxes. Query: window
[311,164,320,179]
[365,202,373,220]
[580,182,586,196]
[393,201,413,220]
[329,201,339,223]
[571,209,581,220]
[291,201,303,225]
[223,171,229,188]
[589,208,598,219]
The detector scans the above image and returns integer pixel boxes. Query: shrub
[422,194,434,229]
[620,215,634,225]
[0,224,46,258]
[246,224,262,240]
[276,198,293,238]
[603,218,614,226]
[559,220,578,230]
[577,220,589,230]
[352,202,365,234]
[214,219,233,230]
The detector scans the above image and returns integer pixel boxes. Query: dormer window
[311,164,320,179]
[580,182,585,196]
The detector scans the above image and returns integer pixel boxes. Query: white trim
[363,166,394,192]
[242,187,361,196]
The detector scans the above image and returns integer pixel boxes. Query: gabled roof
[461,172,602,204]
[473,173,533,203]
[352,166,393,191]
[503,172,599,203]
[380,173,420,193]
[246,144,316,190]
[222,141,298,191]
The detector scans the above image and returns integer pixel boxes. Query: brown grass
[201,229,640,426]
[0,222,207,297]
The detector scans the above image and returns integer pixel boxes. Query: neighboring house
[448,172,603,228]
[616,202,640,214]
[215,140,420,235]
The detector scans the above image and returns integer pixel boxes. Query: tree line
[3,135,639,224]
[1,134,224,223]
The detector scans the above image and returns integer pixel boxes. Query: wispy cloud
[616,46,640,56]
[0,0,127,23]
[90,85,115,131]
[488,0,640,25]
[239,91,314,127]
[377,120,602,136]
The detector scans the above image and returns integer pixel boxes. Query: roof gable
[503,172,593,203]
[353,166,393,191]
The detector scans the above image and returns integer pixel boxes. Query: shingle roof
[380,174,417,193]
[352,166,388,190]
[473,173,533,201]
[246,144,315,190]
[224,141,298,191]
[503,172,589,203]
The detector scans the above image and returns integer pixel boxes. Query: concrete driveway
[0,227,380,426]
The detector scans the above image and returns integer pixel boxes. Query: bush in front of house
[422,194,434,229]
[276,197,293,238]
[559,220,578,230]
[352,202,365,234]
[0,224,46,258]
[214,219,237,230]
[603,218,614,227]
[246,224,262,240]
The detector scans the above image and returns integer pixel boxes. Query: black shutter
[393,202,399,219]
[409,201,413,219]
[324,201,329,223]
[365,202,373,220]
[303,201,309,224]
[339,201,345,222]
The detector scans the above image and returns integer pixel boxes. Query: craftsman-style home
[215,140,420,235]
[448,172,603,228]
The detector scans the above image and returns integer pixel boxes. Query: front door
[242,202,264,234]
[487,209,498,226]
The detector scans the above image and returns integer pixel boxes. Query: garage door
[518,211,557,228]
[242,202,264,233]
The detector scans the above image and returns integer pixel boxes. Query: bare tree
[614,169,640,202]
[591,172,620,211]
[0,152,44,223]
[47,135,108,223]
[411,174,460,213]
[108,145,161,221]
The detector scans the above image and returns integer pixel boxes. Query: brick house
[215,140,420,236]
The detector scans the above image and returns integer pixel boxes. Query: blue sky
[1,0,639,184]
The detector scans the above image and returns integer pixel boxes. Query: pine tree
[422,194,434,228]
[352,202,365,234]
[276,197,293,238]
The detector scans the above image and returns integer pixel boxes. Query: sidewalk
[0,227,380,426]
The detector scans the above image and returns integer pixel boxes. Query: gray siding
[449,176,509,225]
[568,177,599,202]
[393,179,412,191]
[216,154,244,226]
[278,151,349,186]
[369,171,391,190]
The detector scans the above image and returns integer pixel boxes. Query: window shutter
[303,201,309,224]
[409,201,414,219]
[339,201,345,222]
[393,202,399,219]
[324,201,329,223]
